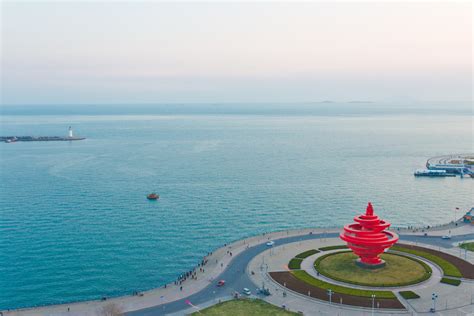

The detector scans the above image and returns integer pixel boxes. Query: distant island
[313,100,373,104]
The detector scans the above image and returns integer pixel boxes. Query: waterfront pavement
[3,224,474,316]
[247,237,474,316]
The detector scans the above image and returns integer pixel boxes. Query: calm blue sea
[0,103,472,309]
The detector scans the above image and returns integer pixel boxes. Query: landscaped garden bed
[440,277,461,286]
[314,251,432,287]
[295,249,320,258]
[291,270,395,298]
[399,291,420,299]
[269,271,404,309]
[391,245,465,278]
[288,249,321,270]
[318,245,348,251]
[288,258,303,270]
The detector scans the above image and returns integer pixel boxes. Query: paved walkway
[2,228,338,316]
[247,240,407,315]
[247,236,474,315]
[3,224,473,316]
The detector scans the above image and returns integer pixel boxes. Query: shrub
[399,291,420,299]
[291,270,395,299]
[459,242,474,252]
[295,249,320,259]
[318,245,348,251]
[440,278,461,286]
[288,258,303,270]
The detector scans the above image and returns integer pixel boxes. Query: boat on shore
[147,193,159,200]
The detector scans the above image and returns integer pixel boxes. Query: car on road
[266,241,275,247]
[242,288,251,296]
[441,235,451,239]
[217,280,225,287]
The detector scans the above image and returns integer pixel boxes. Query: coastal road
[126,232,474,316]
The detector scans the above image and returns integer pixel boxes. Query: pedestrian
[180,286,183,291]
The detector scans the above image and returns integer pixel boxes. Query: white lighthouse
[68,126,73,138]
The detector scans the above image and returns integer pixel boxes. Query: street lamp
[431,293,438,312]
[371,294,376,316]
[327,289,333,305]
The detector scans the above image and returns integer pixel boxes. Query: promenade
[247,237,474,316]
[3,223,473,316]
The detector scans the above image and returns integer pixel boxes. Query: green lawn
[314,252,431,287]
[459,242,474,252]
[390,245,462,278]
[291,270,395,299]
[192,299,298,315]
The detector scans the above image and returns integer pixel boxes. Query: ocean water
[0,104,472,309]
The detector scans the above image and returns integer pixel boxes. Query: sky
[0,1,472,105]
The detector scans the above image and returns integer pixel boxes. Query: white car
[441,235,451,240]
[242,288,251,296]
[266,241,275,247]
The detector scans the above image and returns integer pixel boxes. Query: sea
[0,102,472,309]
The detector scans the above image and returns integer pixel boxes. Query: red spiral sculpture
[340,202,399,268]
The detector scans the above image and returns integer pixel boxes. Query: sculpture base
[355,259,386,269]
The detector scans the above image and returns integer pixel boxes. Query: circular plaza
[314,251,431,287]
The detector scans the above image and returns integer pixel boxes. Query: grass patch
[390,245,462,278]
[440,278,461,286]
[193,299,298,315]
[314,252,431,287]
[459,242,474,252]
[291,270,395,299]
[288,258,303,270]
[399,291,420,299]
[295,249,320,258]
[318,245,348,251]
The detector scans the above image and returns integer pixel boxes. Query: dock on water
[1,127,85,143]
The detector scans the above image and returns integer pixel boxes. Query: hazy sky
[1,2,472,105]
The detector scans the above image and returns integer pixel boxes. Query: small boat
[147,193,159,200]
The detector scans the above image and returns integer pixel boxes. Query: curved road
[126,232,474,316]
